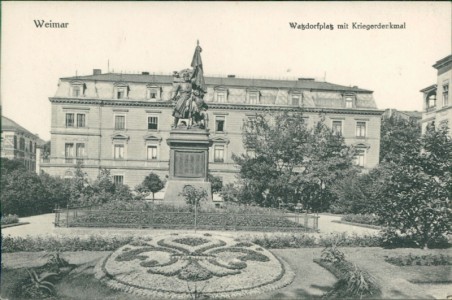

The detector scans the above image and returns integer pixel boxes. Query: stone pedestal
[163,128,213,206]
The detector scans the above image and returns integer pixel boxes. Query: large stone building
[1,116,45,172]
[41,70,383,187]
[420,54,451,134]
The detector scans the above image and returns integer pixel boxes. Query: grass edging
[1,222,30,229]
[331,220,382,230]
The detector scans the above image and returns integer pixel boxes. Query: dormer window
[214,86,228,103]
[344,95,355,108]
[146,85,161,101]
[290,92,302,106]
[114,83,129,99]
[70,81,85,97]
[247,89,260,105]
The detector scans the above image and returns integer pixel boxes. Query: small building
[420,54,452,134]
[1,116,46,172]
[41,70,383,187]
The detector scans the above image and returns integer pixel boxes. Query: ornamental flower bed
[94,234,295,299]
[68,210,308,231]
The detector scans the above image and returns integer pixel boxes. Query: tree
[181,185,208,211]
[298,117,357,212]
[69,162,92,206]
[89,169,118,204]
[377,123,451,249]
[220,183,241,203]
[234,111,356,211]
[1,158,26,173]
[234,111,311,207]
[1,170,49,216]
[136,172,165,202]
[208,173,223,194]
[379,115,421,163]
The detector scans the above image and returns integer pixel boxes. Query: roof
[61,73,373,93]
[400,110,422,119]
[1,116,46,144]
[433,54,452,70]
[420,84,437,93]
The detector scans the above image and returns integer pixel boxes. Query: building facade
[41,70,383,187]
[420,54,452,134]
[1,116,45,172]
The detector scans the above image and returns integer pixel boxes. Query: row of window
[10,136,36,153]
[70,83,359,108]
[71,84,161,101]
[64,143,227,163]
[329,120,367,138]
[65,113,159,131]
[65,113,368,137]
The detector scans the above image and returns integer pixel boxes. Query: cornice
[49,97,384,116]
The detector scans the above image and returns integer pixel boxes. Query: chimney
[227,74,236,78]
[142,72,150,75]
[352,85,358,89]
[298,77,315,81]
[93,69,102,75]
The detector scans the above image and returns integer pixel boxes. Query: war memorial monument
[163,41,213,205]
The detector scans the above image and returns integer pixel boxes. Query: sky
[1,1,451,141]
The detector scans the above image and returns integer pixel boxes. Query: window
[117,88,126,99]
[356,122,366,138]
[66,113,74,127]
[114,144,124,159]
[291,94,301,106]
[29,141,33,153]
[215,117,225,132]
[113,175,124,186]
[217,92,226,103]
[332,120,343,136]
[427,94,436,108]
[146,86,160,100]
[147,145,158,160]
[443,84,449,106]
[14,136,17,149]
[148,116,159,130]
[214,145,225,162]
[249,93,259,105]
[19,138,25,151]
[115,115,125,130]
[76,143,85,158]
[65,143,74,163]
[76,114,86,128]
[354,149,365,167]
[72,86,81,97]
[345,96,354,108]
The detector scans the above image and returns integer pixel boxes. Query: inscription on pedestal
[174,151,205,178]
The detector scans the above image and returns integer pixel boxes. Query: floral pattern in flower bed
[94,234,294,299]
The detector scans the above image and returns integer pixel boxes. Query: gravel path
[2,213,380,238]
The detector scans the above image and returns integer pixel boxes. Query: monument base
[163,180,212,207]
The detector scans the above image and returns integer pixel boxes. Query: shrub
[380,228,450,249]
[247,232,382,249]
[385,254,452,266]
[321,244,345,263]
[1,214,19,225]
[1,235,134,253]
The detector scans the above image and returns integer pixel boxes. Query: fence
[54,205,319,232]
